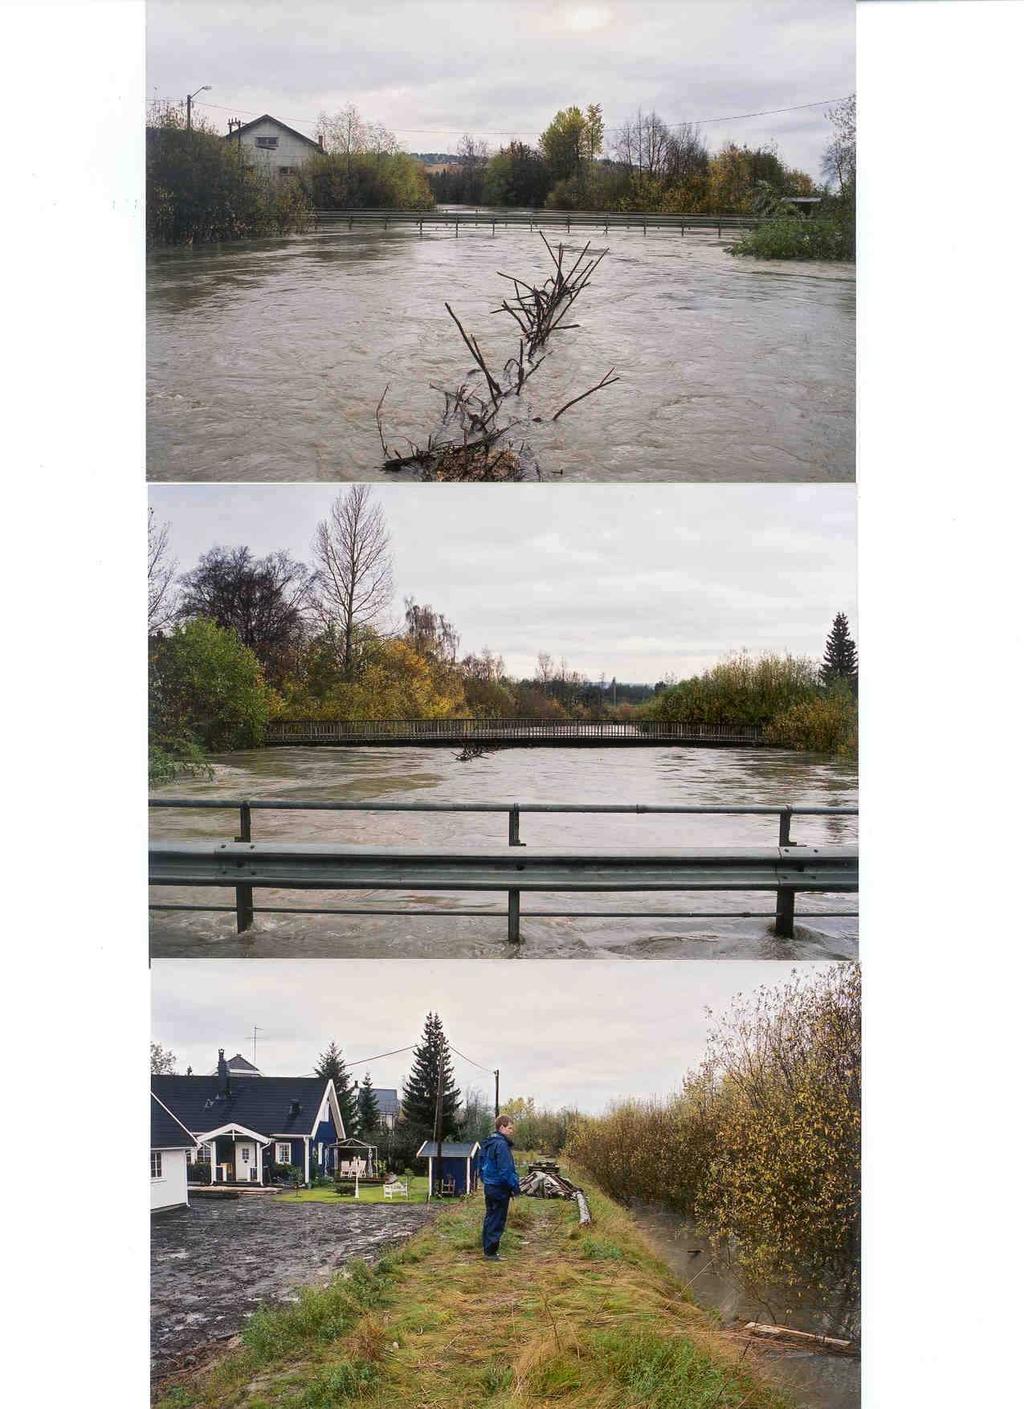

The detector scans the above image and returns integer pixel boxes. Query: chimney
[289,1099,302,1117]
[318,134,324,150]
[217,1048,230,1099]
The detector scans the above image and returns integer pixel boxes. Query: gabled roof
[373,1088,400,1116]
[227,114,322,151]
[417,1140,480,1159]
[152,1074,333,1139]
[151,1093,199,1151]
[216,1053,261,1077]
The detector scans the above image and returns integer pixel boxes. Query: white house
[226,114,323,178]
[151,1093,199,1212]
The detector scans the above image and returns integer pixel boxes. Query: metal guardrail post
[507,888,521,944]
[774,806,795,938]
[235,802,254,933]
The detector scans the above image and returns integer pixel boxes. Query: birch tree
[312,486,394,677]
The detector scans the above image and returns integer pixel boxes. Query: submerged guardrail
[149,799,858,941]
[313,207,774,237]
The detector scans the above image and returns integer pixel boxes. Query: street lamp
[186,85,211,133]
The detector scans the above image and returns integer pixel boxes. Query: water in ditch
[149,744,857,958]
[147,224,854,482]
[632,1203,859,1409]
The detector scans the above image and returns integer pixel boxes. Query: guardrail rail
[149,799,858,942]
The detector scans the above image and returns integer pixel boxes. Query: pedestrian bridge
[264,719,765,749]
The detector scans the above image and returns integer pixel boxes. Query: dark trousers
[482,1185,511,1255]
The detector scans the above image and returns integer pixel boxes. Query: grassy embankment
[156,1164,790,1409]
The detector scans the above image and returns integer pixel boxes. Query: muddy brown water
[149,743,857,959]
[151,1197,434,1379]
[632,1203,859,1409]
[147,225,854,482]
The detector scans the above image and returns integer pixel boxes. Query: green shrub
[765,687,858,755]
[732,215,854,261]
[644,652,820,729]
[149,617,272,754]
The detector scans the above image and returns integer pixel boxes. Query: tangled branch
[379,234,618,480]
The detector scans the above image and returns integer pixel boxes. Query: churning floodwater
[149,744,857,958]
[632,1204,859,1409]
[147,224,854,481]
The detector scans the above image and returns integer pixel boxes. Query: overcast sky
[151,958,835,1111]
[147,0,854,177]
[150,483,856,681]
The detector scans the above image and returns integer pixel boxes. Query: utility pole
[185,84,210,133]
[494,1069,500,1119]
[252,1024,263,1066]
[430,1062,445,1202]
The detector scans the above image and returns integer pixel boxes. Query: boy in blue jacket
[479,1115,520,1260]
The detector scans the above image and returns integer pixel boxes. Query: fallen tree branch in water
[378,234,617,480]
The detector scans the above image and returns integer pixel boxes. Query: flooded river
[149,744,857,958]
[633,1203,859,1409]
[147,225,854,482]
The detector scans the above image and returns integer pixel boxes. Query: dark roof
[151,1094,198,1151]
[417,1141,480,1159]
[227,114,321,151]
[373,1088,400,1116]
[152,1075,333,1138]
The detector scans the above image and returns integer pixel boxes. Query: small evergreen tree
[357,1073,381,1133]
[315,1041,359,1134]
[821,612,858,687]
[401,1012,461,1138]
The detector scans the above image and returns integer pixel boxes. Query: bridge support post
[507,889,521,944]
[508,805,525,847]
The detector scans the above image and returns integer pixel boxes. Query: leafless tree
[148,508,177,633]
[404,598,460,662]
[457,133,490,167]
[312,486,394,676]
[821,94,856,195]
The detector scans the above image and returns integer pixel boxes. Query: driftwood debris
[453,742,495,762]
[379,233,619,481]
[521,1162,593,1225]
[742,1323,856,1356]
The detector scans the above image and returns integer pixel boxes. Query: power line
[449,1042,497,1073]
[145,93,849,142]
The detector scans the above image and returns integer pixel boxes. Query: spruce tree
[821,612,858,687]
[357,1073,381,1133]
[401,1012,461,1138]
[315,1040,359,1135]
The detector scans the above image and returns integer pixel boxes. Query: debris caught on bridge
[378,233,619,481]
[453,742,498,762]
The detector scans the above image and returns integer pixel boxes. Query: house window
[255,135,279,149]
[278,166,294,175]
[277,1142,291,1164]
[240,1147,250,1164]
[151,1152,163,1179]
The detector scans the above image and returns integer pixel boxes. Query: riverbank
[154,1172,791,1409]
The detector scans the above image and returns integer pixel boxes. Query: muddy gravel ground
[151,1196,434,1378]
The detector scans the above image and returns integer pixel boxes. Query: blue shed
[417,1140,481,1197]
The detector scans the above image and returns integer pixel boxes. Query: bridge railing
[149,798,858,941]
[264,718,765,744]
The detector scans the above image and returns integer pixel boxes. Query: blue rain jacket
[479,1131,521,1195]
